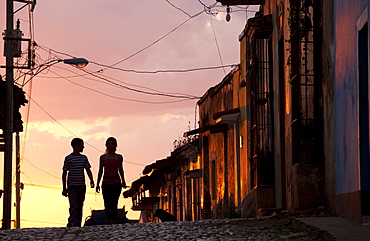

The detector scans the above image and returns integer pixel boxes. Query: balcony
[132,188,160,211]
[132,196,160,211]
[216,0,264,5]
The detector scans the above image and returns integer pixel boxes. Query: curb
[293,218,335,241]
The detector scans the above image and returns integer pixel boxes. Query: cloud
[27,118,113,140]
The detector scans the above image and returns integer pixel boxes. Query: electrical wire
[22,183,131,198]
[26,46,237,102]
[20,219,66,226]
[46,64,199,99]
[197,0,219,15]
[165,0,192,18]
[20,4,36,164]
[10,2,229,182]
[79,68,200,99]
[89,60,236,74]
[23,183,61,191]
[25,94,83,140]
[49,69,191,104]
[21,69,33,161]
[24,94,145,166]
[209,15,226,75]
[23,157,61,180]
[94,10,204,71]
[22,155,142,191]
[34,46,236,75]
[24,48,204,100]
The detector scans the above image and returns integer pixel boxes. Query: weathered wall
[335,0,362,200]
[238,27,253,203]
[281,0,294,211]
[268,0,285,210]
[263,0,334,212]
[261,0,295,211]
[335,0,370,222]
[322,0,335,211]
[198,72,239,218]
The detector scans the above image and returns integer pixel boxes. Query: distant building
[123,138,199,222]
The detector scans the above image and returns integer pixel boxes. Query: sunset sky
[0,1,257,228]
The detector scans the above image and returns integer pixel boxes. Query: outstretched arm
[62,170,68,197]
[118,155,126,188]
[96,155,104,192]
[86,168,94,188]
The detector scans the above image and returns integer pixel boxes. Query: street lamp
[2,53,89,229]
[15,57,88,229]
[3,0,91,230]
[61,58,89,68]
[14,57,89,228]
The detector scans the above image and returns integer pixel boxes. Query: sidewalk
[296,217,370,241]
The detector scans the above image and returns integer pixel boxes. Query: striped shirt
[63,153,91,186]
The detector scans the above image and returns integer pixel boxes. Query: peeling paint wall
[335,0,370,223]
[198,71,241,218]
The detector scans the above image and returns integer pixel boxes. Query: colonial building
[187,67,243,219]
[184,0,333,219]
[126,0,370,224]
[123,138,200,222]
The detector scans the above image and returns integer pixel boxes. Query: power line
[99,10,204,71]
[197,0,218,15]
[24,95,102,154]
[90,61,237,74]
[36,45,236,76]
[165,0,192,18]
[25,53,200,99]
[210,14,226,75]
[22,183,96,196]
[54,64,198,98]
[79,68,200,99]
[20,219,65,226]
[49,69,192,104]
[23,183,61,190]
[28,49,203,100]
[23,157,61,180]
[21,182,133,198]
[35,8,203,74]
[24,94,145,167]
[25,94,85,142]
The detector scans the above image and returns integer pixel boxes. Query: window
[289,0,323,164]
[248,15,275,187]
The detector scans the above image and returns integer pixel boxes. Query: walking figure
[96,137,127,224]
[62,138,94,227]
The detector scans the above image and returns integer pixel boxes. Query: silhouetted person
[96,137,127,224]
[62,138,94,227]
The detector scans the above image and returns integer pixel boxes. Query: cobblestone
[0,218,313,241]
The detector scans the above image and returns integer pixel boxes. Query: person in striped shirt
[62,138,94,227]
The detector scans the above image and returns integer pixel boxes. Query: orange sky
[0,1,257,228]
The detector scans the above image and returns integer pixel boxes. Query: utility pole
[3,0,14,230]
[15,132,20,229]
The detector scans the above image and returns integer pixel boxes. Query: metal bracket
[14,0,36,14]
[1,38,33,69]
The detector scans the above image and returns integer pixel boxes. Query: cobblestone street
[0,217,312,241]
